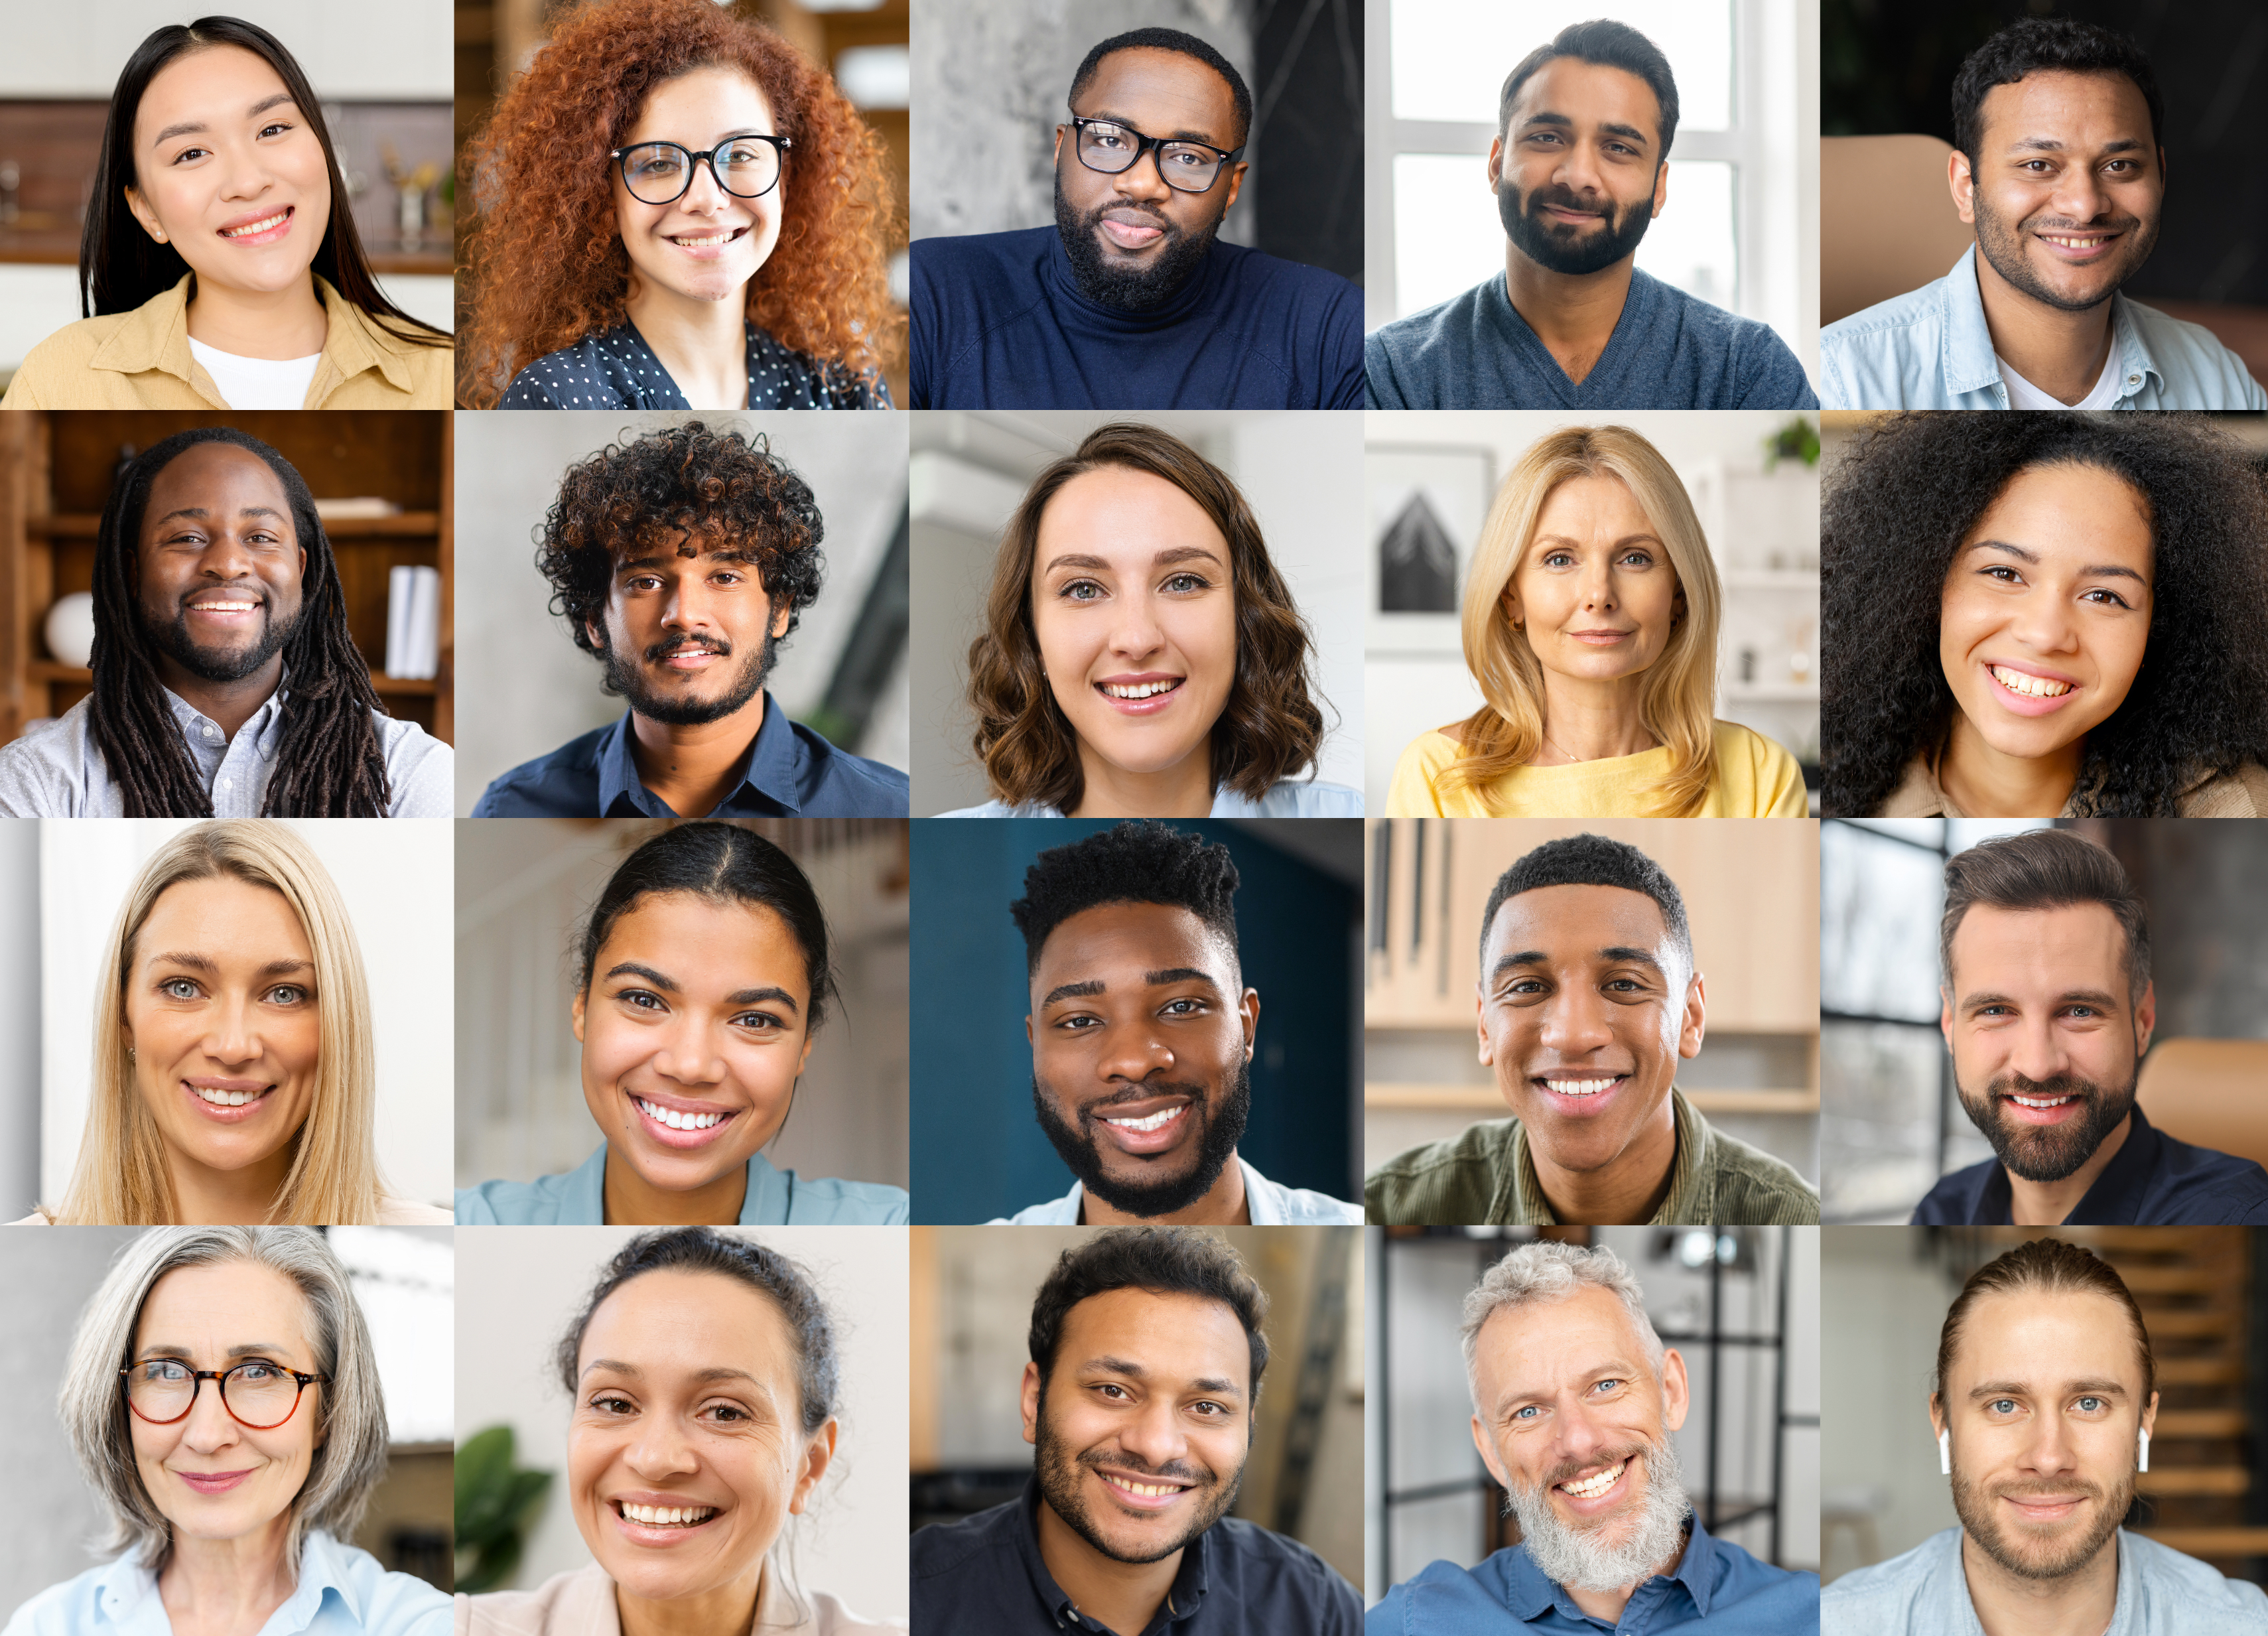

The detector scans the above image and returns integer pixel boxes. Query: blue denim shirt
[1822,1527,2268,1635]
[1368,1514,1818,1634]
[454,1143,909,1224]
[1,1531,447,1636]
[1820,247,2268,410]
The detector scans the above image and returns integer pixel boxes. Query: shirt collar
[1063,1158,1277,1226]
[1505,1089,1706,1225]
[1976,1105,2165,1224]
[1942,246,2161,402]
[1501,1515,1711,1621]
[163,679,289,760]
[93,1531,362,1632]
[594,695,803,817]
[574,1145,791,1225]
[1014,1475,1211,1629]
[82,275,417,398]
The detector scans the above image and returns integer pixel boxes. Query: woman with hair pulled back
[458,1227,903,1634]
[456,824,906,1225]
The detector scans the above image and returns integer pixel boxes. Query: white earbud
[2138,1430,2150,1473]
[1939,1428,1950,1476]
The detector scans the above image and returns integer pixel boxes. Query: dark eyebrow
[2008,136,2143,155]
[1082,1354,1244,1400]
[1081,111,1225,147]
[1968,537,2147,586]
[1599,947,1665,973]
[150,505,288,528]
[605,962,679,993]
[1490,947,1663,981]
[1516,110,1649,149]
[581,1357,638,1379]
[723,986,799,1014]
[617,546,758,573]
[1969,1378,2129,1400]
[1042,979,1106,1006]
[151,91,297,149]
[1960,987,2123,1012]
[1146,967,1219,991]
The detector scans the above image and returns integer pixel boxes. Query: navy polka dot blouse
[499,320,890,409]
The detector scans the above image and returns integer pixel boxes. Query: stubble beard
[1499,175,1654,277]
[1030,1057,1251,1218]
[604,628,779,727]
[1952,1461,2127,1580]
[1505,1434,1692,1594]
[1956,1061,2136,1185]
[1034,1388,1240,1564]
[1055,171,1227,312]
[1971,186,2157,315]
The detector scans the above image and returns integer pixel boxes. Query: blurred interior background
[0,0,455,391]
[909,1225,1363,1593]
[454,817,908,1195]
[1365,817,1820,1195]
[1368,1223,1820,1604]
[1822,1226,2268,1590]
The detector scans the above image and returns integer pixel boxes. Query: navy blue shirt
[499,319,888,409]
[912,1477,1361,1636]
[1367,1515,1819,1635]
[909,226,1365,408]
[1912,1105,2268,1226]
[470,697,907,818]
[1364,267,1818,410]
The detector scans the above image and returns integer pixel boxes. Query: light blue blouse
[936,779,1361,818]
[453,1144,909,1225]
[1,1531,447,1636]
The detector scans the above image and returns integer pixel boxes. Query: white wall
[0,823,41,1219]
[1,1,451,97]
[38,817,454,1212]
[454,1226,909,1619]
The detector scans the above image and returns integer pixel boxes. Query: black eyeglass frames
[1065,117,1242,193]
[611,135,793,206]
[121,1359,328,1430]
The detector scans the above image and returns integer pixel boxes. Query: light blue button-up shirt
[1820,247,2268,410]
[937,779,1363,818]
[1,1530,448,1636]
[454,1142,909,1224]
[1823,1527,2268,1635]
[990,1156,1363,1225]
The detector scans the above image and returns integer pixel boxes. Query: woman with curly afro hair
[1823,412,2268,817]
[458,0,900,410]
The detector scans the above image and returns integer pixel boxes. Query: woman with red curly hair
[460,0,900,409]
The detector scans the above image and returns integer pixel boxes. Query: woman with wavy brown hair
[458,0,899,410]
[943,423,1358,817]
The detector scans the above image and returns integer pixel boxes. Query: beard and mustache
[1950,1449,2131,1580]
[1971,185,2158,314]
[1055,170,1230,312]
[1957,1062,2137,1185]
[1505,1433,1692,1594]
[141,590,300,684]
[1499,173,1656,277]
[1033,1389,1241,1565]
[602,625,780,726]
[1031,1057,1251,1218]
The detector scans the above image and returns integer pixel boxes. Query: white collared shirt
[989,1156,1363,1225]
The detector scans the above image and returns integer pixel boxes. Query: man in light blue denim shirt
[1824,1238,2268,1636]
[1820,18,2266,412]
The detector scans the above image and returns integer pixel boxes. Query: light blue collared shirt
[454,1143,909,1225]
[990,1156,1362,1225]
[937,779,1362,819]
[1824,1527,2268,1636]
[1,1530,448,1636]
[1820,247,2268,411]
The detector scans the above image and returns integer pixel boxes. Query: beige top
[9,1194,452,1226]
[1877,753,2268,817]
[0,273,451,409]
[457,1563,904,1636]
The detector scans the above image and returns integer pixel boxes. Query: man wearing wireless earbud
[1824,1237,2268,1634]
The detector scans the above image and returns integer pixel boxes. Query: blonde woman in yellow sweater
[1386,424,1806,818]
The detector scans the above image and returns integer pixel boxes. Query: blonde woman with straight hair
[1386,425,1806,818]
[10,821,446,1226]
[3,1227,448,1635]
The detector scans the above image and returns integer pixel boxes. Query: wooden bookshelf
[0,411,452,748]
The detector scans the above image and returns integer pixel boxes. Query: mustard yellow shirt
[1386,718,1808,817]
[1,273,450,409]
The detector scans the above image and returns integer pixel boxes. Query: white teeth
[192,601,257,612]
[621,1502,716,1526]
[195,1087,265,1108]
[2012,1094,2073,1108]
[671,230,739,247]
[1543,1078,1617,1097]
[2041,235,2107,249]
[1105,1475,1183,1497]
[1991,665,2071,698]
[222,212,289,237]
[1101,680,1181,700]
[635,1097,722,1131]
[1104,1107,1182,1132]
[1560,1460,1626,1497]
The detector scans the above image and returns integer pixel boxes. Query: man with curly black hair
[1822,17,2264,410]
[993,820,1361,1225]
[471,421,907,817]
[1366,833,1819,1225]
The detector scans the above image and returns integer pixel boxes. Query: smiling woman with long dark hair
[0,16,449,410]
[1822,412,2268,817]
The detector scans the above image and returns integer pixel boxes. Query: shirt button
[222,780,233,791]
[203,725,220,740]
[2127,374,2141,384]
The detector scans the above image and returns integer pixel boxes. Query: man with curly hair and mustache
[471,421,908,817]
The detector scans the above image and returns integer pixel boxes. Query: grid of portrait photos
[3,1,2268,1633]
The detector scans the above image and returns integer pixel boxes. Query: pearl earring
[127,1047,136,1065]
[1938,1429,1950,1475]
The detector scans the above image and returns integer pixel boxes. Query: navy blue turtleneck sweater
[909,226,1363,409]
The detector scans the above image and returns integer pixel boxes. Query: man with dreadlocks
[0,427,451,817]
[471,420,909,818]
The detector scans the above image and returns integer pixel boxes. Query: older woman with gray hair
[0,1227,446,1635]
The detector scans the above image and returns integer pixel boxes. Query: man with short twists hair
[1914,828,2268,1225]
[1370,1240,1816,1631]
[1825,1236,2268,1633]
[1366,833,1818,1225]
[912,1226,1361,1633]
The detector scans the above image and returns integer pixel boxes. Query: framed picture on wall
[1366,444,1495,654]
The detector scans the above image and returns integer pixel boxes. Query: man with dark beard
[911,1227,1361,1633]
[989,821,1360,1225]
[1822,17,2263,410]
[472,420,907,817]
[0,426,450,816]
[1370,1241,1815,1631]
[1826,1237,2268,1634]
[1364,20,1815,410]
[907,29,1363,409]
[1912,829,2268,1226]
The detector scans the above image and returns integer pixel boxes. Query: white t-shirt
[187,336,323,409]
[1998,348,2121,409]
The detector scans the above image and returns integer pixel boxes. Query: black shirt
[469,697,907,818]
[1912,1104,2268,1225]
[498,318,889,409]
[910,1477,1360,1636]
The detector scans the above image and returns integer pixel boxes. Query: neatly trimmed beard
[1971,184,2156,314]
[1499,176,1654,276]
[604,627,779,727]
[1033,1383,1240,1563]
[1956,1063,2135,1184]
[1505,1435,1690,1594]
[142,598,299,683]
[1030,1057,1250,1218]
[1055,171,1227,311]
[1952,1455,2127,1580]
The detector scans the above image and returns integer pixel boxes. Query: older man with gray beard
[1367,1241,1817,1633]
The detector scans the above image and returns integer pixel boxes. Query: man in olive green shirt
[1365,833,1818,1225]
